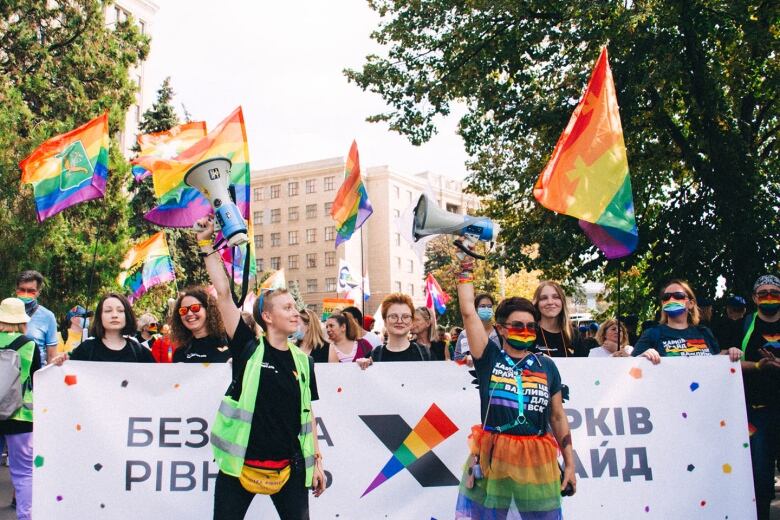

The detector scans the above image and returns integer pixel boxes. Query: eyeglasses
[661,291,687,302]
[386,314,413,323]
[178,304,203,316]
[16,288,38,296]
[756,289,780,298]
[502,321,537,331]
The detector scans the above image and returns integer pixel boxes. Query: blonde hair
[659,279,700,326]
[301,309,327,351]
[532,281,573,347]
[137,313,158,331]
[0,323,25,334]
[414,306,435,342]
[595,319,629,348]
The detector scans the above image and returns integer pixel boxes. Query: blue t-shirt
[26,305,58,363]
[474,339,562,436]
[631,324,719,357]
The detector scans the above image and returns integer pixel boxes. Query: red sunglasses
[178,303,203,316]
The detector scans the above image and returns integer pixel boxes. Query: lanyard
[483,352,535,433]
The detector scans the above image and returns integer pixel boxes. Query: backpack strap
[740,313,758,359]
[4,335,31,352]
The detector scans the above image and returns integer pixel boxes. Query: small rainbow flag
[534,47,638,259]
[425,273,450,315]
[20,113,109,222]
[117,231,176,303]
[131,121,207,182]
[260,269,286,290]
[362,403,458,497]
[330,140,373,247]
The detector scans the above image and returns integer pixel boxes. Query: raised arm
[195,216,241,339]
[455,243,488,360]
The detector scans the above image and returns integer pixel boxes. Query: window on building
[270,208,281,223]
[407,190,412,203]
[306,204,317,219]
[288,255,299,270]
[306,228,317,243]
[254,235,263,249]
[324,202,333,215]
[306,253,317,268]
[396,257,401,269]
[270,184,281,199]
[288,206,299,221]
[393,209,400,218]
[253,187,263,201]
[394,233,401,246]
[305,179,316,194]
[288,181,299,197]
[253,210,263,225]
[139,20,146,34]
[408,283,415,296]
[288,230,298,245]
[256,258,264,271]
[325,278,337,292]
[407,259,414,273]
[394,186,400,198]
[446,203,461,214]
[324,251,336,267]
[325,226,335,241]
[394,281,402,292]
[271,257,281,270]
[271,233,281,247]
[324,176,335,191]
[306,279,318,293]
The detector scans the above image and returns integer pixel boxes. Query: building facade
[250,158,480,317]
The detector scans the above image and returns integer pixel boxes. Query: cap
[726,295,746,308]
[753,275,780,292]
[66,305,88,321]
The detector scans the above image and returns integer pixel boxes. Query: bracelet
[754,361,761,370]
[198,249,216,258]
[197,239,212,248]
[457,272,474,284]
[314,453,323,463]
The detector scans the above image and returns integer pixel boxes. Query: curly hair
[170,287,225,348]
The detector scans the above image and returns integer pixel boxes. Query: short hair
[342,306,363,325]
[90,293,137,339]
[659,279,700,326]
[16,270,44,289]
[595,319,629,348]
[380,293,415,320]
[252,289,291,332]
[495,297,538,324]
[326,311,360,341]
[474,293,494,309]
[137,313,158,331]
[170,287,226,346]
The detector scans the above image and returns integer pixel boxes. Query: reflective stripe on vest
[0,333,35,423]
[211,336,315,486]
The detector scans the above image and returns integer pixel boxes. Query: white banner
[33,358,756,519]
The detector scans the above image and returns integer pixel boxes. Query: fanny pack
[239,460,290,495]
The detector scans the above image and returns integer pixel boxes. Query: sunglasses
[661,291,687,302]
[756,289,780,298]
[16,288,38,296]
[178,303,203,316]
[503,321,537,331]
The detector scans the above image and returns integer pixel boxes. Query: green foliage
[347,0,779,306]
[0,0,149,318]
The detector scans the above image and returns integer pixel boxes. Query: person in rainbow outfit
[454,241,575,519]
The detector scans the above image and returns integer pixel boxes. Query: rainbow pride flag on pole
[330,140,373,247]
[425,273,450,315]
[533,48,638,259]
[20,113,109,222]
[117,231,176,303]
[131,121,207,182]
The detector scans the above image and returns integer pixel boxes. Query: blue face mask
[477,307,494,321]
[293,328,305,341]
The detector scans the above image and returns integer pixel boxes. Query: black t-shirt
[631,324,720,357]
[371,341,428,362]
[474,339,562,435]
[711,316,745,350]
[535,327,587,357]
[429,340,447,361]
[309,345,330,364]
[229,320,319,462]
[0,334,42,435]
[70,337,156,363]
[741,314,779,407]
[172,335,231,363]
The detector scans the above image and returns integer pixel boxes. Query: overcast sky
[142,0,470,179]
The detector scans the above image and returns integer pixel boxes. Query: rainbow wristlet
[458,272,474,284]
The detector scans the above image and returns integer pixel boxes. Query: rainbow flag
[260,269,286,290]
[330,140,373,247]
[131,121,207,182]
[425,273,450,315]
[19,113,109,222]
[362,403,458,496]
[117,231,176,303]
[533,47,638,259]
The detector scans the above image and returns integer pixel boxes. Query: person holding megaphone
[453,239,575,519]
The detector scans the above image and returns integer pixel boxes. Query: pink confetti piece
[700,500,706,507]
[644,506,650,512]
[56,495,63,502]
[682,412,688,418]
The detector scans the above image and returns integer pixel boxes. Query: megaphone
[184,157,248,247]
[412,194,500,259]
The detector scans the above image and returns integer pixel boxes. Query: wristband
[755,361,761,370]
[197,239,212,248]
[458,273,474,285]
[198,248,216,258]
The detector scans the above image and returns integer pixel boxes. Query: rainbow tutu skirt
[455,425,562,520]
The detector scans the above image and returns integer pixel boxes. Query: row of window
[253,203,333,224]
[253,227,336,248]
[257,268,337,294]
[256,251,336,271]
[253,177,336,201]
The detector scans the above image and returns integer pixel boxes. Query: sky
[142,0,470,179]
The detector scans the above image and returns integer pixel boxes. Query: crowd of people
[0,223,777,518]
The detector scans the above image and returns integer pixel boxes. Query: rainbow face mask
[757,295,780,316]
[505,326,536,350]
[662,301,687,318]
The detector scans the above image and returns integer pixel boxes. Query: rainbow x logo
[361,403,459,496]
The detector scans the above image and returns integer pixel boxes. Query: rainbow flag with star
[117,231,176,303]
[131,121,207,182]
[534,47,638,259]
[19,113,110,222]
[330,140,373,247]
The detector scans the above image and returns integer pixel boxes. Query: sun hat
[0,298,31,324]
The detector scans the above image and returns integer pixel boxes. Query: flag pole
[616,260,621,349]
[360,225,365,317]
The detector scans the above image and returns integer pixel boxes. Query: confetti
[337,387,342,393]
[100,504,105,509]
[629,367,642,379]
[75,424,81,431]
[682,412,688,418]
[690,382,699,392]
[722,463,732,474]
[743,442,749,448]
[121,380,129,388]
[64,374,77,386]
[729,367,736,374]
[174,384,180,389]
[644,506,650,512]
[720,420,726,427]
[700,500,706,507]
[594,380,600,386]
[94,463,103,472]
[687,464,695,472]
[56,495,63,502]
[34,455,44,468]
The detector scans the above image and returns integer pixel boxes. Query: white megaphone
[412,194,500,259]
[184,157,248,247]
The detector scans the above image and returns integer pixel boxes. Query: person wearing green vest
[0,297,42,520]
[738,275,780,520]
[196,216,326,520]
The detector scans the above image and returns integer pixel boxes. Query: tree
[0,1,149,318]
[346,1,779,302]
